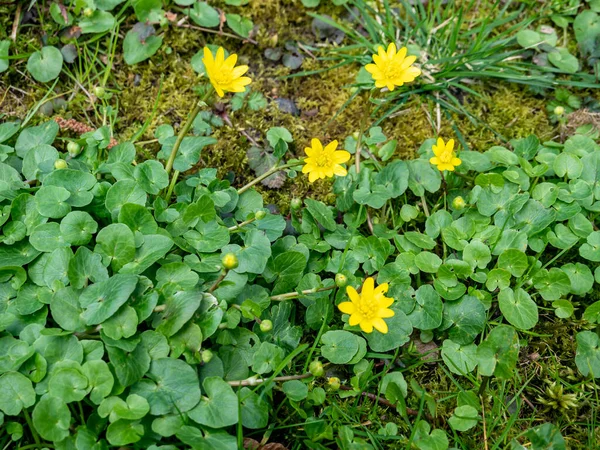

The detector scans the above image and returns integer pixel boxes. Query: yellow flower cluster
[203,46,463,336]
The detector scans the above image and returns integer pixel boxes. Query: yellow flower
[202,47,251,97]
[365,43,421,91]
[429,138,462,172]
[337,277,395,334]
[302,138,350,183]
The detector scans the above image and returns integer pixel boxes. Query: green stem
[208,270,228,293]
[228,216,257,232]
[354,91,372,174]
[228,368,318,387]
[270,285,335,301]
[237,162,302,195]
[164,169,179,202]
[22,408,40,446]
[18,445,55,450]
[163,88,213,200]
[420,194,430,217]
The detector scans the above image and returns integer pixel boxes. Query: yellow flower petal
[338,301,356,315]
[311,138,323,152]
[452,157,462,166]
[365,63,378,74]
[430,156,440,165]
[232,65,249,78]
[400,55,417,69]
[374,283,388,296]
[378,308,395,318]
[308,170,320,182]
[346,286,360,303]
[349,313,363,327]
[333,165,347,177]
[216,47,225,65]
[332,150,351,164]
[372,318,388,334]
[324,140,338,153]
[224,53,238,70]
[379,297,394,309]
[359,320,374,333]
[362,277,374,298]
[387,42,397,58]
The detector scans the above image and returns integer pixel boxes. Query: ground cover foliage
[2,0,600,449]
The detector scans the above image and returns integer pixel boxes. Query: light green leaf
[441,340,477,375]
[498,288,538,330]
[80,274,139,325]
[0,371,36,415]
[575,331,600,378]
[27,46,63,82]
[448,405,479,432]
[188,377,239,428]
[32,395,71,442]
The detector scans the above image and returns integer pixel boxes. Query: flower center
[314,154,332,168]
[212,72,232,86]
[438,150,454,164]
[382,61,404,80]
[356,299,376,319]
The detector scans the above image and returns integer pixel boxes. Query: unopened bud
[94,86,106,99]
[201,349,213,363]
[335,273,348,288]
[327,377,341,391]
[309,360,324,377]
[554,105,565,116]
[259,319,273,332]
[67,141,81,157]
[222,253,239,270]
[452,196,466,210]
[290,198,302,210]
[54,159,67,170]
[255,210,267,220]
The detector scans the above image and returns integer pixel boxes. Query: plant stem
[22,408,40,446]
[420,194,430,217]
[18,445,55,450]
[228,216,257,232]
[228,370,315,387]
[355,91,371,174]
[163,88,213,200]
[237,162,301,195]
[208,270,228,293]
[164,169,179,202]
[270,285,335,301]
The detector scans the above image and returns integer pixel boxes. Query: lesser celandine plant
[2,37,600,450]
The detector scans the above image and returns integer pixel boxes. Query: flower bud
[452,196,466,210]
[54,159,67,170]
[83,7,93,16]
[327,376,341,391]
[94,86,106,99]
[259,319,273,333]
[290,198,302,210]
[201,349,213,363]
[222,253,239,270]
[67,141,81,157]
[309,360,324,377]
[554,105,565,116]
[335,273,348,288]
[255,210,267,220]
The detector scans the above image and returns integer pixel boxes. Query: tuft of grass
[292,0,600,135]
